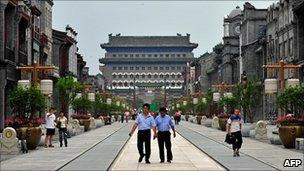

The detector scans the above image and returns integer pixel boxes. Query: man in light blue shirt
[155,107,176,163]
[129,103,157,164]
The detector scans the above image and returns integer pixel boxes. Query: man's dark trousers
[137,129,151,161]
[157,131,172,161]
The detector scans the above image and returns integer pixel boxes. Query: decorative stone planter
[78,119,91,132]
[218,118,228,131]
[279,125,304,148]
[241,123,256,137]
[16,126,42,150]
[203,119,212,127]
[196,116,202,125]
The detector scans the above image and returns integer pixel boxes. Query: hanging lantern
[213,92,221,102]
[193,97,198,105]
[224,92,233,98]
[106,98,112,105]
[41,79,53,95]
[265,78,278,94]
[88,93,95,101]
[183,101,187,106]
[18,80,31,89]
[202,97,207,103]
[122,103,126,108]
[176,103,180,108]
[75,93,82,99]
[286,78,300,88]
[116,101,120,106]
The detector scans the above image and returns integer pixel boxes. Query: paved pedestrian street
[1,121,303,171]
[110,129,225,171]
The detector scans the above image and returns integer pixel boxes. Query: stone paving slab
[0,122,130,171]
[178,121,304,171]
[110,129,225,171]
[60,123,131,171]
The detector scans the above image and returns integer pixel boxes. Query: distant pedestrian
[155,107,176,163]
[227,108,243,157]
[125,110,130,123]
[45,107,56,148]
[174,110,181,125]
[57,111,68,147]
[129,103,157,164]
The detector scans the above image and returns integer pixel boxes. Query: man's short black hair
[49,107,55,111]
[143,103,150,110]
[159,107,167,112]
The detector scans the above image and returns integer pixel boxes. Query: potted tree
[276,85,304,148]
[218,96,238,131]
[71,95,92,131]
[195,101,207,125]
[6,86,46,149]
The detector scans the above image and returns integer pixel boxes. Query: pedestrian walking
[174,110,181,125]
[155,107,176,163]
[121,112,124,123]
[56,111,68,147]
[45,107,56,148]
[129,103,157,164]
[227,108,243,157]
[125,110,130,123]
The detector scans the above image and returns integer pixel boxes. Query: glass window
[124,75,127,78]
[166,67,169,70]
[113,75,117,78]
[118,54,122,57]
[124,82,128,87]
[171,54,175,57]
[177,54,180,57]
[172,75,175,78]
[124,67,128,70]
[160,54,164,57]
[183,54,186,57]
[154,75,158,78]
[136,54,139,57]
[148,54,152,57]
[124,54,128,57]
[154,66,158,70]
[289,38,293,56]
[148,74,152,78]
[113,67,117,70]
[142,75,145,78]
[136,67,139,70]
[142,67,145,70]
[130,74,134,78]
[142,54,145,57]
[130,54,134,57]
[118,67,122,70]
[113,54,116,57]
[154,54,158,57]
[148,67,151,70]
[160,67,164,70]
[166,54,169,57]
[160,75,164,78]
[130,67,134,70]
[177,66,181,70]
[171,66,175,70]
[119,75,122,78]
[136,74,139,78]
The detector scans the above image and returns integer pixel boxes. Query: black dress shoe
[145,160,151,164]
[160,160,164,163]
[167,160,171,163]
[138,155,144,163]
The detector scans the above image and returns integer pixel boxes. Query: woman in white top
[45,107,56,148]
[57,111,68,147]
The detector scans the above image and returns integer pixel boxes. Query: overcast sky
[52,1,277,75]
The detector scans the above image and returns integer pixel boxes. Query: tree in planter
[235,79,262,123]
[56,76,82,115]
[8,86,46,124]
[276,85,304,116]
[219,96,238,114]
[71,95,92,115]
[92,94,103,118]
[205,88,214,118]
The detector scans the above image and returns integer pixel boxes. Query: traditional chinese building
[99,34,198,107]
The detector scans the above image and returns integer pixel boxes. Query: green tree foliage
[9,86,46,117]
[276,85,304,115]
[72,95,92,114]
[235,80,262,123]
[219,96,238,114]
[56,76,82,114]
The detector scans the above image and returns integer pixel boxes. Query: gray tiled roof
[101,36,198,48]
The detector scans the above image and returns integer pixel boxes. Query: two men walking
[129,104,176,164]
